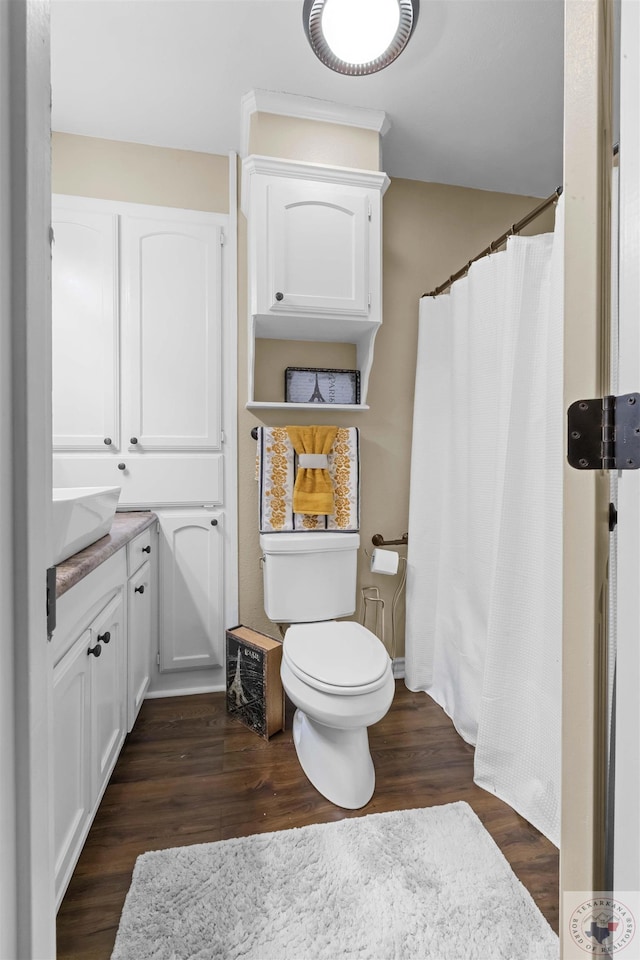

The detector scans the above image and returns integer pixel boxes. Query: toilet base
[292,708,375,809]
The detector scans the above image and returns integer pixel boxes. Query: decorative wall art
[284,367,360,405]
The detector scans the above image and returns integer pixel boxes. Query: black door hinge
[567,393,640,470]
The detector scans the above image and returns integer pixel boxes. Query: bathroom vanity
[50,511,157,908]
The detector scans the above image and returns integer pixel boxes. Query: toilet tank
[260,532,360,623]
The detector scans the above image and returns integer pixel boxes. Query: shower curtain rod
[422,185,563,299]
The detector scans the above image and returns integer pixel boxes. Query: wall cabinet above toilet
[241,156,390,410]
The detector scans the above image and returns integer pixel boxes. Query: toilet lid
[284,621,389,689]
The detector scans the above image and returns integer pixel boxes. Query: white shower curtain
[405,200,563,846]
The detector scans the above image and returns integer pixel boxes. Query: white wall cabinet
[51,206,119,450]
[120,214,222,453]
[157,510,224,672]
[51,196,227,497]
[241,155,389,410]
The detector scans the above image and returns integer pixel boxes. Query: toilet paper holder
[371,532,408,547]
[360,587,385,648]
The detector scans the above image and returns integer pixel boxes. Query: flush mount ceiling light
[303,0,419,76]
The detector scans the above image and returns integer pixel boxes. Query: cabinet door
[90,591,126,798]
[121,215,223,452]
[264,179,370,318]
[127,559,152,729]
[52,629,92,905]
[52,204,119,450]
[158,511,224,671]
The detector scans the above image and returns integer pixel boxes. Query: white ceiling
[50,0,564,197]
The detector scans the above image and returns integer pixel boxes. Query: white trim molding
[240,89,390,158]
[2,2,56,956]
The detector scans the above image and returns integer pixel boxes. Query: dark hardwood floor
[56,681,559,959]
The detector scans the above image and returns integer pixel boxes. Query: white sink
[52,486,121,565]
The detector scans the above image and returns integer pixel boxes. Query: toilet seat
[284,621,390,696]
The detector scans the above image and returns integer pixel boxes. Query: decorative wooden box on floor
[225,625,285,739]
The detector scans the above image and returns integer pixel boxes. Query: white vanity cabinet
[127,534,153,730]
[241,156,389,409]
[156,510,225,672]
[52,551,127,907]
[52,627,93,907]
[89,591,127,793]
[51,522,157,908]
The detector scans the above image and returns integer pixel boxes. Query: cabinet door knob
[104,437,112,446]
[87,643,102,657]
[142,545,151,554]
[130,437,138,445]
[210,519,218,526]
[135,584,145,594]
[118,463,126,470]
[275,291,284,302]
[97,631,111,644]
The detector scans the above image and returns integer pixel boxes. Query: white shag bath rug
[111,801,558,960]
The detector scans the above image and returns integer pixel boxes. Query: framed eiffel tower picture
[284,367,360,405]
[225,625,285,739]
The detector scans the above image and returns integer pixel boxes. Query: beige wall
[248,112,380,170]
[52,129,555,662]
[52,132,229,212]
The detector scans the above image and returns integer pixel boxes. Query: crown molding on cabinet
[240,154,390,218]
[240,89,391,159]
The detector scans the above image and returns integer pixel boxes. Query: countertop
[55,511,157,599]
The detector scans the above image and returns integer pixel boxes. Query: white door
[157,511,224,672]
[90,591,126,797]
[121,213,223,452]
[265,179,370,317]
[127,560,152,729]
[51,203,119,451]
[52,630,92,905]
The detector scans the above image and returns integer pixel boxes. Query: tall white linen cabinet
[52,194,237,692]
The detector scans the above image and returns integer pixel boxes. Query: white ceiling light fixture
[303,0,419,77]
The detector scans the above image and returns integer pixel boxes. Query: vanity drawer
[127,527,153,577]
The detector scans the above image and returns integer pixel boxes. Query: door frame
[613,0,640,897]
[0,1,56,957]
[561,0,614,954]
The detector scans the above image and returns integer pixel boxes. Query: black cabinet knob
[104,437,112,446]
[275,291,284,302]
[210,519,218,526]
[118,463,126,470]
[130,437,138,445]
[87,643,102,657]
[135,584,145,594]
[97,631,111,644]
[142,545,151,554]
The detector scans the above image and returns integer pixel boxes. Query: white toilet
[260,531,395,809]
